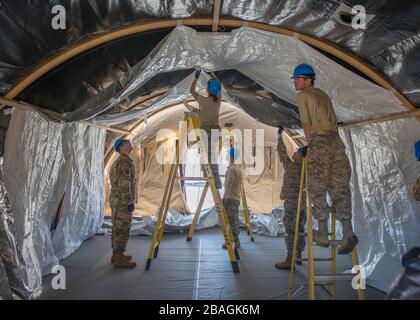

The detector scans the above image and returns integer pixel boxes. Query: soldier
[275,127,306,270]
[109,138,137,268]
[414,140,420,201]
[222,147,242,249]
[186,70,223,189]
[292,63,358,255]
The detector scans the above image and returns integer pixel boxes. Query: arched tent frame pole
[3,18,415,112]
[3,18,418,165]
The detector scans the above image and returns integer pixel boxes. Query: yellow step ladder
[186,122,254,242]
[288,158,366,300]
[145,112,240,273]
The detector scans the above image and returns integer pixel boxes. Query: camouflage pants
[283,198,306,252]
[201,127,222,188]
[223,198,240,245]
[307,133,352,221]
[413,176,420,201]
[111,205,133,253]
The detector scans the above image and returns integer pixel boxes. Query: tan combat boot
[313,219,329,247]
[113,252,136,269]
[111,251,132,263]
[338,219,359,255]
[275,252,302,270]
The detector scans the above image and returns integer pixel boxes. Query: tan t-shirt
[296,87,338,135]
[196,94,221,127]
[224,164,242,202]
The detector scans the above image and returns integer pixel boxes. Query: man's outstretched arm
[190,70,201,99]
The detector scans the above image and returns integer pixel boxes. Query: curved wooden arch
[4,17,415,112]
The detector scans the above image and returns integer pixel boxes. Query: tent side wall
[2,109,106,297]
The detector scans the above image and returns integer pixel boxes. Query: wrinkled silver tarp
[72,26,404,124]
[93,72,241,126]
[92,26,420,292]
[2,1,420,110]
[93,69,300,130]
[0,164,31,300]
[2,109,106,298]
[103,206,284,238]
[341,121,420,292]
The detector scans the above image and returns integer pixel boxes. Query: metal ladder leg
[306,169,316,300]
[241,182,254,241]
[145,155,178,270]
[288,158,307,300]
[352,247,366,300]
[331,210,337,299]
[189,113,240,273]
[186,182,209,241]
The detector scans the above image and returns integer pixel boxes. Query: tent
[0,1,419,300]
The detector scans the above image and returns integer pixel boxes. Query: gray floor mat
[39,228,386,300]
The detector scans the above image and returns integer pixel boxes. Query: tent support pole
[2,18,415,115]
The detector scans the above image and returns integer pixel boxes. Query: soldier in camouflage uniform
[292,63,358,255]
[275,127,306,270]
[109,138,137,268]
[222,148,242,249]
[186,70,223,189]
[414,140,420,201]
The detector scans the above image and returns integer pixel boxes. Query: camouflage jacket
[414,176,420,201]
[109,154,137,207]
[278,136,302,200]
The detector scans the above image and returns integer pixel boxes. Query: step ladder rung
[287,157,364,300]
[296,257,333,262]
[314,273,356,284]
[298,232,334,236]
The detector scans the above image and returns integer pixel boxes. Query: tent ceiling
[0,1,419,121]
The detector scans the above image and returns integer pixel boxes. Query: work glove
[194,70,201,79]
[127,203,135,212]
[297,146,308,157]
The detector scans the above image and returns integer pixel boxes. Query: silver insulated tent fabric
[0,165,31,299]
[2,109,106,297]
[0,1,419,299]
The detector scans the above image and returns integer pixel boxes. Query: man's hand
[195,70,201,79]
[297,146,307,157]
[292,152,303,162]
[127,203,135,212]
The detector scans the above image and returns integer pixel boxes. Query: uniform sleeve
[224,167,235,194]
[109,162,118,189]
[277,136,293,168]
[195,94,206,108]
[237,167,242,184]
[413,176,420,201]
[296,92,311,124]
[130,162,137,203]
[116,161,136,204]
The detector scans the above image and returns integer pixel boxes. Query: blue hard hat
[415,140,420,160]
[207,79,221,96]
[114,138,130,152]
[228,147,240,160]
[292,64,316,79]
